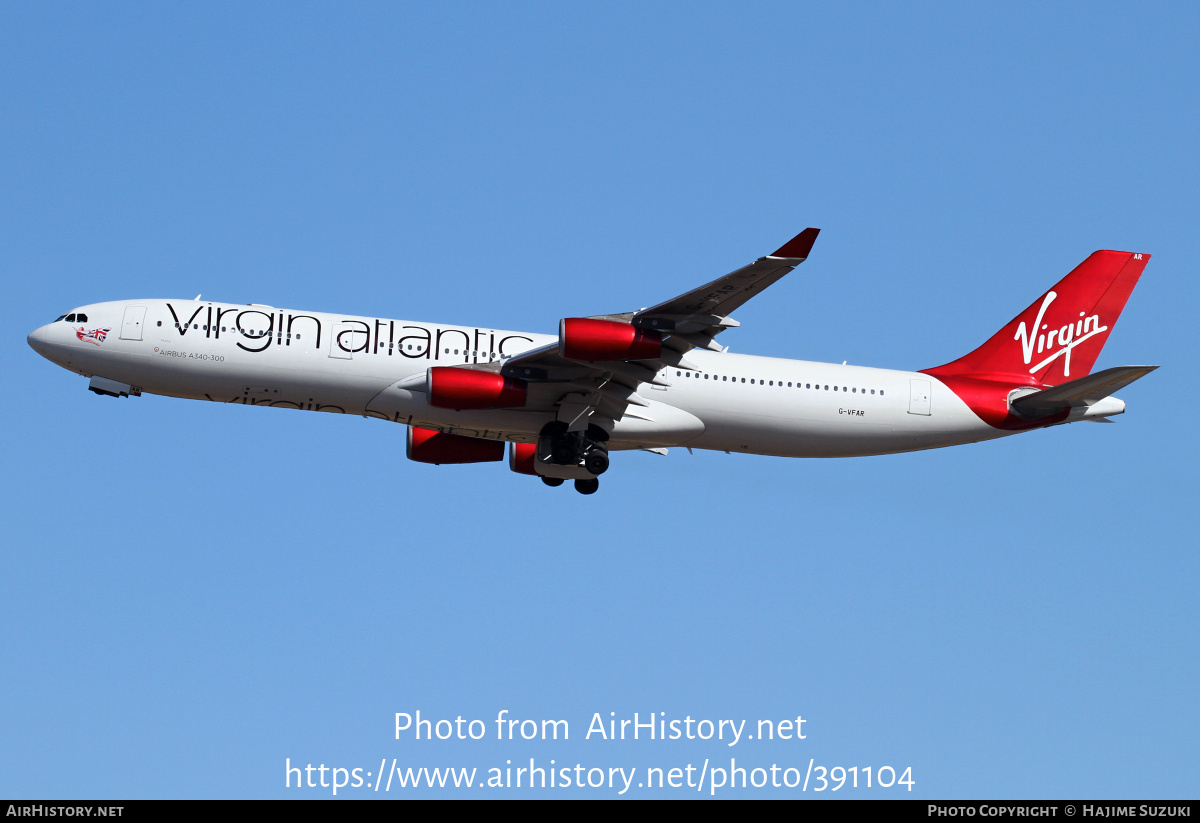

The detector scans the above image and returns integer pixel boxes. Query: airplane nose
[27,324,53,357]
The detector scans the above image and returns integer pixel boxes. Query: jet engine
[406,426,505,464]
[558,318,662,361]
[508,442,538,475]
[427,367,527,410]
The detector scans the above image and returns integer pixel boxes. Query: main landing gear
[538,421,609,494]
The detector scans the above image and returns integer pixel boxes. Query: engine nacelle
[427,366,527,410]
[558,318,662,361]
[509,442,538,475]
[407,426,505,464]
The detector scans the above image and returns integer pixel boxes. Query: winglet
[770,227,820,259]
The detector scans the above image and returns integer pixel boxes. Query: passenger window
[157,321,162,327]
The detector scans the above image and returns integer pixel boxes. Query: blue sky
[2,3,1197,798]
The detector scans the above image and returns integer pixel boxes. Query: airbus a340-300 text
[28,228,1155,494]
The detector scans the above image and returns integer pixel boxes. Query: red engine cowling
[407,426,505,464]
[427,367,527,410]
[559,318,662,361]
[509,442,538,476]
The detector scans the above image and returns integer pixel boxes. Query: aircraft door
[329,323,367,360]
[120,306,147,341]
[908,379,931,415]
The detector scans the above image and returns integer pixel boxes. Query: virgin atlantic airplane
[27,229,1154,494]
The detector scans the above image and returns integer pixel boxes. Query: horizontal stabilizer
[1010,365,1157,416]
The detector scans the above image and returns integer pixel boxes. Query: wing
[419,228,820,436]
[629,227,820,349]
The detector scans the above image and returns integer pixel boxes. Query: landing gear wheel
[584,450,609,475]
[574,478,599,495]
[552,438,577,465]
[541,476,564,487]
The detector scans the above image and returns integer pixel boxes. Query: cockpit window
[55,315,67,322]
[76,313,87,323]
[65,314,75,322]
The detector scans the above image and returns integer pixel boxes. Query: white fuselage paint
[29,299,1017,459]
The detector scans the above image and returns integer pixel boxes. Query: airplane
[27,228,1155,494]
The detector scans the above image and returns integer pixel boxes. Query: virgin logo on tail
[1013,291,1106,378]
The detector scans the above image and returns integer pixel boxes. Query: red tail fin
[925,250,1149,385]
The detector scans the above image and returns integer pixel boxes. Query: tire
[552,438,577,464]
[541,476,564,487]
[584,450,609,475]
[574,478,599,495]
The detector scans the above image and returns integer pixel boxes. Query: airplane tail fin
[924,250,1149,384]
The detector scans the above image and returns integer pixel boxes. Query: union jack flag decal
[76,326,111,345]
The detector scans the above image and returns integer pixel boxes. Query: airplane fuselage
[27,298,1062,459]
